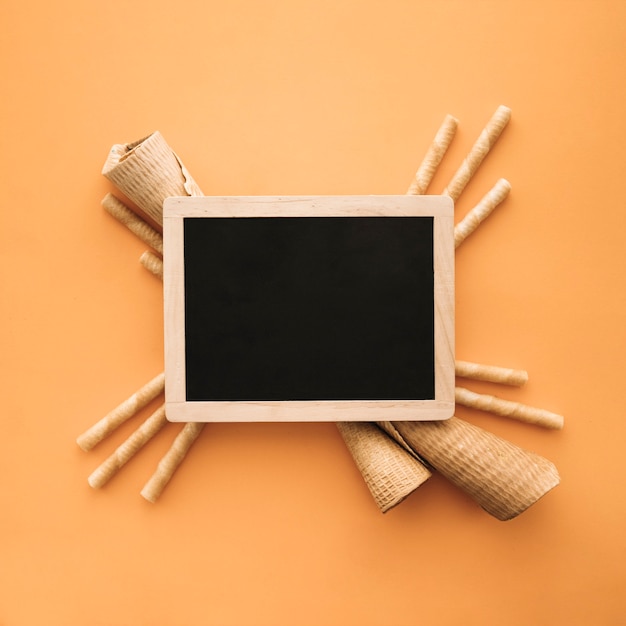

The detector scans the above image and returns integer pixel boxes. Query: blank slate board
[163,195,454,422]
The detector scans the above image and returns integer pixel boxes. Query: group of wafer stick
[340,105,562,518]
[408,106,562,428]
[76,371,204,502]
[77,132,206,502]
[78,110,563,516]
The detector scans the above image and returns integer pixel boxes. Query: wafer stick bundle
[337,422,431,512]
[77,373,165,451]
[88,405,168,488]
[78,371,205,502]
[396,105,561,519]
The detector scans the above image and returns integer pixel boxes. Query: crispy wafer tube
[443,105,511,201]
[76,373,165,451]
[87,405,168,488]
[140,250,164,279]
[455,387,564,429]
[337,422,431,512]
[454,178,511,248]
[102,193,164,254]
[140,422,205,503]
[407,114,458,195]
[102,131,203,228]
[392,417,560,521]
[455,360,528,386]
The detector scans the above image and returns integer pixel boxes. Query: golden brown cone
[391,417,560,520]
[337,422,431,513]
[102,131,203,228]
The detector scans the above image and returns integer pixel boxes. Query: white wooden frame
[163,195,454,422]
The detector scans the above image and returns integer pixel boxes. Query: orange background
[1,1,625,624]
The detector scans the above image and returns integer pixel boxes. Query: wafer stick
[102,131,203,228]
[87,405,168,488]
[140,422,205,503]
[443,105,511,201]
[337,422,431,512]
[76,372,165,451]
[454,178,511,248]
[140,251,164,279]
[455,360,528,386]
[407,114,458,195]
[455,387,564,429]
[102,193,164,254]
[391,417,560,520]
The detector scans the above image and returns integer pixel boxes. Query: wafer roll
[443,105,511,201]
[455,387,564,429]
[140,422,205,503]
[407,114,458,195]
[337,422,431,512]
[454,178,511,248]
[77,373,165,451]
[391,417,560,520]
[102,193,164,254]
[455,360,528,386]
[87,405,168,488]
[140,250,164,279]
[102,131,203,228]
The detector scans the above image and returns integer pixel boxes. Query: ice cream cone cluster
[77,107,562,517]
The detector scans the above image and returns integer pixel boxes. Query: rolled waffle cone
[102,131,203,228]
[391,417,560,520]
[337,422,431,513]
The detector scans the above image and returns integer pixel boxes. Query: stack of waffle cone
[337,422,431,513]
[385,417,560,520]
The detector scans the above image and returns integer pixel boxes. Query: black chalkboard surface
[164,196,454,422]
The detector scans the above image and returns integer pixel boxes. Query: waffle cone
[337,422,431,513]
[102,131,203,228]
[391,417,559,520]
